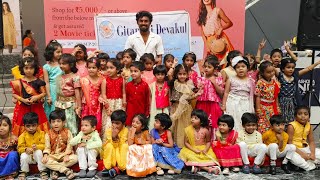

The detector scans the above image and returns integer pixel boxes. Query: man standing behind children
[262,115,296,175]
[70,115,102,178]
[237,113,267,174]
[18,112,48,179]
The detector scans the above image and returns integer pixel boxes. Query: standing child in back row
[81,57,107,133]
[11,57,49,136]
[277,58,320,123]
[43,40,63,119]
[222,56,255,132]
[196,55,224,140]
[170,64,202,148]
[101,59,126,142]
[55,54,81,136]
[125,61,150,126]
[141,53,156,85]
[255,61,280,133]
[149,65,170,129]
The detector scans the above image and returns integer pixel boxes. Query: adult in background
[22,30,37,49]
[125,10,164,65]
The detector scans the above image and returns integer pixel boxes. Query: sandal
[40,171,49,180]
[208,166,221,175]
[18,172,27,180]
[191,166,199,174]
[64,169,75,180]
[50,171,59,180]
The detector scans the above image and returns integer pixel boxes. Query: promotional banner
[1,0,22,55]
[95,11,190,61]
[295,52,320,124]
[43,0,245,60]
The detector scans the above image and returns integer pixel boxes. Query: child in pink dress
[195,55,224,140]
[81,57,107,133]
[73,44,89,78]
[182,52,199,84]
[141,53,156,85]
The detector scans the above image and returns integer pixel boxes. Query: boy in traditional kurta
[42,110,78,180]
[18,112,47,179]
[287,106,320,171]
[237,113,267,174]
[70,115,102,178]
[262,115,295,175]
[102,110,129,177]
[125,61,151,126]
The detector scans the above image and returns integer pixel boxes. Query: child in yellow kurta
[179,109,220,174]
[102,110,128,177]
[262,115,296,175]
[287,106,320,171]
[41,110,78,180]
[18,112,47,179]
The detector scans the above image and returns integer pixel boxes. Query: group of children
[0,39,320,179]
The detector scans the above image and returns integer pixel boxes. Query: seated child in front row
[151,113,184,175]
[42,110,78,180]
[0,114,19,180]
[179,109,220,174]
[18,112,47,180]
[126,114,156,177]
[102,110,129,177]
[70,115,102,178]
[237,113,267,174]
[288,106,320,171]
[262,115,296,175]
[212,114,243,175]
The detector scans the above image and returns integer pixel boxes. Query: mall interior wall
[244,0,300,54]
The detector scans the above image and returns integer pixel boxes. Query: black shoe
[270,166,276,175]
[281,164,291,174]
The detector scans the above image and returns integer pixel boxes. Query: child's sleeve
[69,131,83,146]
[65,130,74,155]
[262,131,268,144]
[17,133,26,154]
[236,131,243,143]
[86,131,102,149]
[144,84,151,117]
[119,128,128,144]
[73,75,81,89]
[36,131,46,151]
[43,133,51,155]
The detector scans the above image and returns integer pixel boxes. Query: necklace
[0,134,11,150]
[195,128,201,141]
